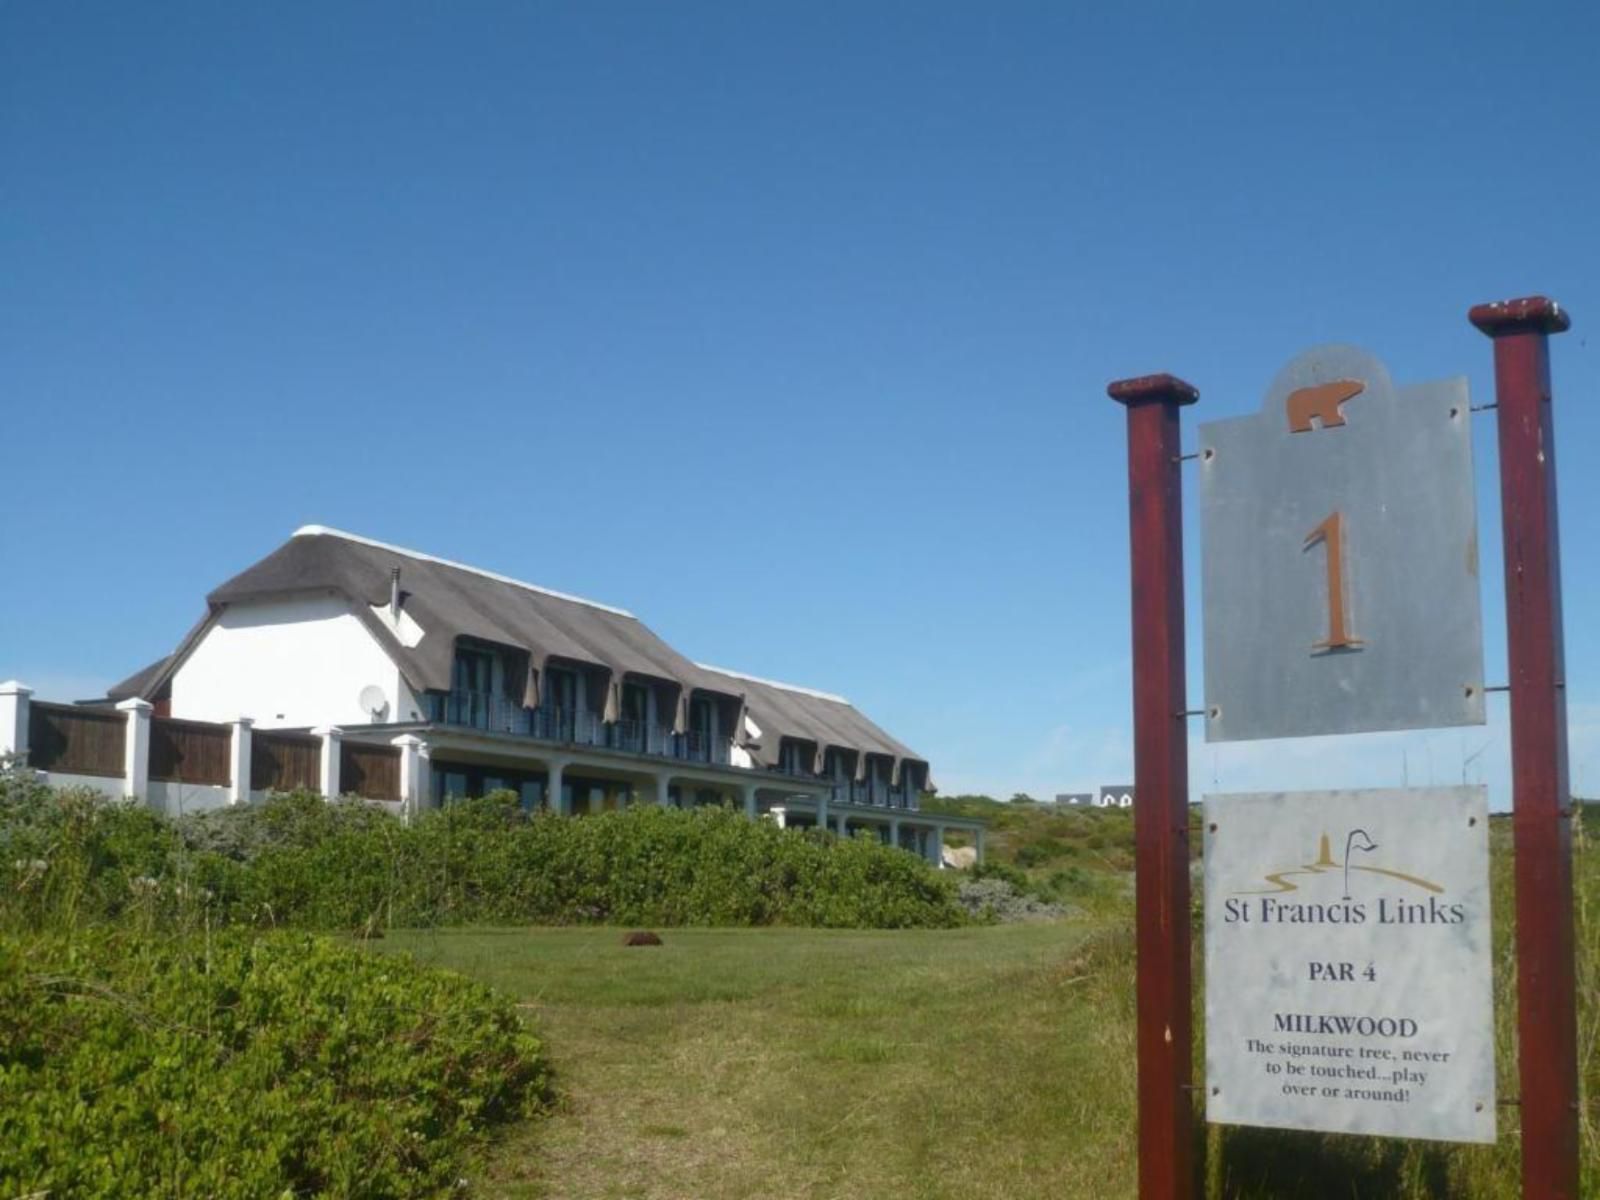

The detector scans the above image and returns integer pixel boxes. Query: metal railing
[434,693,731,765]
[669,727,730,765]
[437,691,533,735]
[829,778,917,809]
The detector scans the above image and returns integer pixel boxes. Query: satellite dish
[358,685,390,722]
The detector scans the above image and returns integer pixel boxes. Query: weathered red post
[1109,372,1198,1200]
[1469,295,1578,1200]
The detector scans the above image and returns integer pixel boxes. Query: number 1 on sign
[1305,512,1362,651]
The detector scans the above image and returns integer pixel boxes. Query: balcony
[828,777,918,810]
[436,690,533,735]
[432,691,729,765]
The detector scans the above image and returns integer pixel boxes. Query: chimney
[389,566,402,621]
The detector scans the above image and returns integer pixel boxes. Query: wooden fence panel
[28,703,125,778]
[341,742,400,801]
[149,717,232,785]
[250,731,320,793]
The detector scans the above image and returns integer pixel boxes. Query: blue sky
[3,2,1597,805]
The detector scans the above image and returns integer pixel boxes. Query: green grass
[370,805,1598,1200]
[380,923,1137,1200]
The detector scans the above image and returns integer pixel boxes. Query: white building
[7,526,981,866]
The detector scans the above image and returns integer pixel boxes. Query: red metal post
[1109,373,1198,1200]
[1470,295,1578,1200]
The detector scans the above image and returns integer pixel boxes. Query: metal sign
[1204,787,1496,1144]
[1199,346,1486,742]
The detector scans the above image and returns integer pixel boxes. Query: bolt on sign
[1199,346,1485,742]
[1204,787,1496,1144]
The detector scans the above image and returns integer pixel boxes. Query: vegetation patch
[0,773,965,932]
[0,928,545,1200]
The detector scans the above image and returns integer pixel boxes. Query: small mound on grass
[0,928,545,1200]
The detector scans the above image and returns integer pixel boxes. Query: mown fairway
[382,923,1138,1200]
[379,808,1599,1200]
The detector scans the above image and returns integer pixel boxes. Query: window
[453,647,495,695]
[779,741,810,775]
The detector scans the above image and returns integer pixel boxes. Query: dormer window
[778,740,810,775]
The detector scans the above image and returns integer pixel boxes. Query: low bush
[1,773,965,932]
[956,874,1071,922]
[0,927,545,1199]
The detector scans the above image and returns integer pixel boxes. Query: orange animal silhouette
[1287,379,1364,432]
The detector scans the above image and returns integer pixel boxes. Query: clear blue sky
[3,2,1597,805]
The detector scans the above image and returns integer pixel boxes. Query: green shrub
[1,774,965,932]
[0,928,545,1199]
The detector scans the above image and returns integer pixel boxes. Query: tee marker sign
[1199,345,1486,743]
[1108,297,1578,1200]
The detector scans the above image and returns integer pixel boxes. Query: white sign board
[1204,787,1496,1144]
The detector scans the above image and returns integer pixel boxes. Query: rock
[622,930,663,947]
[943,845,978,870]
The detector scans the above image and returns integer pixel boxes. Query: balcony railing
[671,727,729,766]
[828,778,918,810]
[438,691,534,735]
[432,692,729,766]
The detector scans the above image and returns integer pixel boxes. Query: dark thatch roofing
[108,654,174,702]
[174,526,751,732]
[698,665,929,788]
[107,528,930,783]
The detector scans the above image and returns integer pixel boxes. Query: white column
[392,734,428,822]
[890,816,901,850]
[312,725,342,798]
[549,759,569,816]
[116,698,152,803]
[656,771,672,806]
[0,681,31,762]
[816,788,829,832]
[928,825,945,868]
[228,717,253,805]
[742,782,758,821]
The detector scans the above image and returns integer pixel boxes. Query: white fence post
[229,718,254,805]
[312,726,342,798]
[0,681,31,763]
[116,698,153,803]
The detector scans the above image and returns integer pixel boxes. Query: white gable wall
[168,592,424,729]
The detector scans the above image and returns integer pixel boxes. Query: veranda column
[228,718,253,806]
[549,759,569,816]
[655,771,672,806]
[927,825,944,868]
[889,815,901,849]
[392,734,429,822]
[116,698,152,803]
[816,787,829,831]
[742,781,758,821]
[312,726,342,799]
[0,681,31,762]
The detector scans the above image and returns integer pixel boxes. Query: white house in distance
[3,526,981,866]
